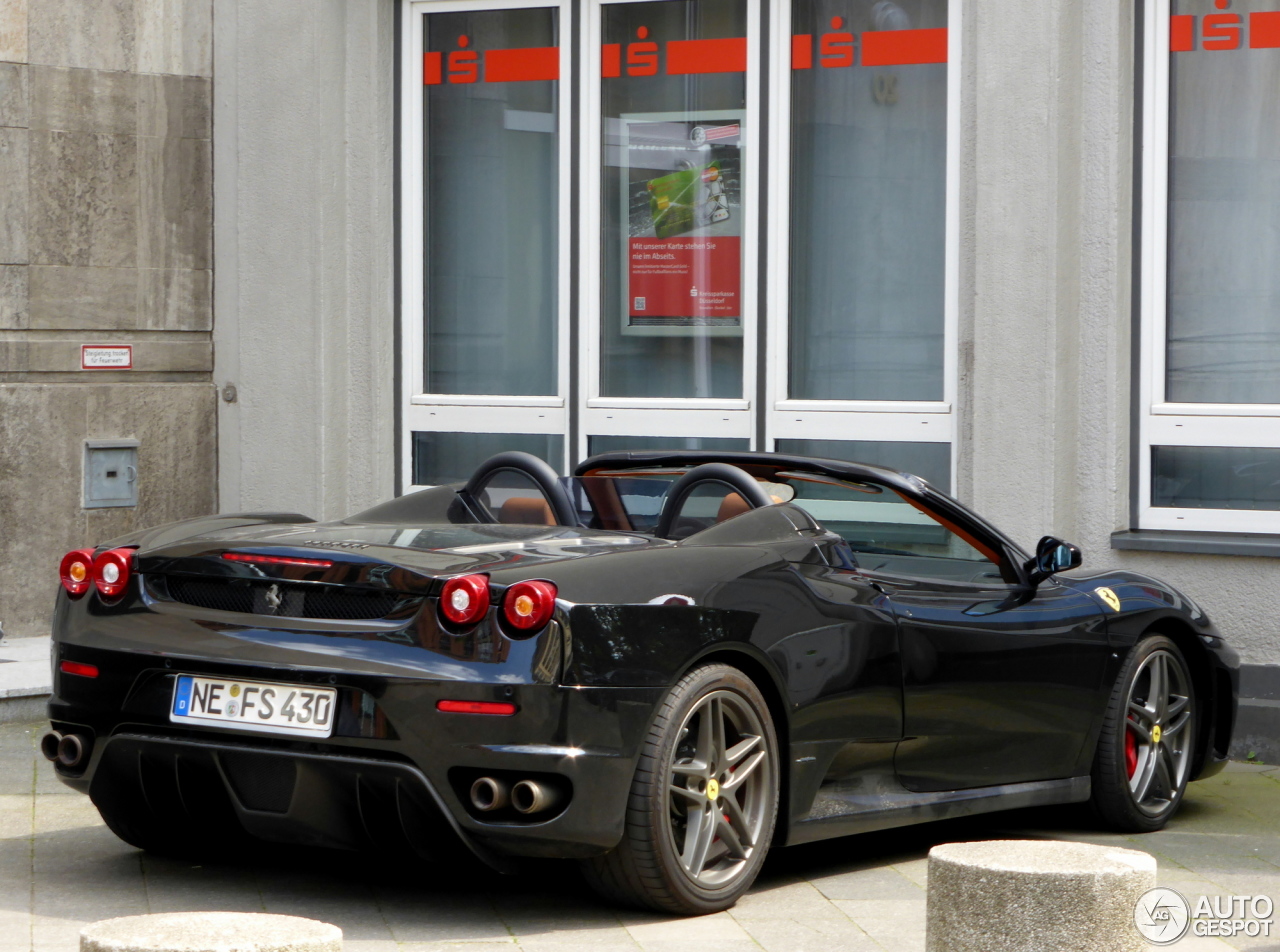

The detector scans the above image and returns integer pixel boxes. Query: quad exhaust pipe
[511,779,562,815]
[469,776,564,815]
[469,776,510,812]
[40,731,61,762]
[40,731,89,768]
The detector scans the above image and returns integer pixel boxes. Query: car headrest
[499,496,555,526]
[717,493,752,523]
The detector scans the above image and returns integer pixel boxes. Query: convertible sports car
[47,451,1238,913]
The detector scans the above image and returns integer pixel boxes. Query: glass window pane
[587,435,750,455]
[776,437,950,491]
[788,0,947,402]
[411,432,564,486]
[1152,445,1280,511]
[599,0,748,399]
[1166,2,1280,403]
[423,9,559,396]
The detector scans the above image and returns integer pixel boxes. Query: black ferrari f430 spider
[47,451,1238,913]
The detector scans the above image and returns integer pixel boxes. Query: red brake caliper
[1125,721,1138,779]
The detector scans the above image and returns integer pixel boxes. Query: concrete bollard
[81,912,343,952]
[926,839,1156,952]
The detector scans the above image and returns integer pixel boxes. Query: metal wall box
[84,440,140,509]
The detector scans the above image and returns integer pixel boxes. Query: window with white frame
[401,0,958,490]
[1139,0,1280,531]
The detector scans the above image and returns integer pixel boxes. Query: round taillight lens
[92,547,135,600]
[59,549,96,598]
[502,580,558,633]
[439,574,490,627]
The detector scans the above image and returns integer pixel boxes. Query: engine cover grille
[160,576,412,621]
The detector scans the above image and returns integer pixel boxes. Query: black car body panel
[48,451,1239,866]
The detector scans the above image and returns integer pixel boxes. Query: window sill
[1111,529,1280,558]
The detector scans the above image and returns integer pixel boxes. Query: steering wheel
[462,452,580,527]
[654,463,775,540]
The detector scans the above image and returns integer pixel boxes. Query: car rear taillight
[59,549,95,598]
[502,580,557,633]
[440,574,490,627]
[59,660,99,678]
[92,547,135,600]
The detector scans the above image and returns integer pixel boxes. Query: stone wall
[0,0,216,639]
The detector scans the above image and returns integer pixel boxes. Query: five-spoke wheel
[582,664,779,914]
[1092,634,1196,832]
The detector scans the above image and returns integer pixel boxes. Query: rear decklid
[137,521,663,624]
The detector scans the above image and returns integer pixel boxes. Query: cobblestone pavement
[2,719,1277,952]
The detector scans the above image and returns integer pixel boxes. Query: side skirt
[785,776,1092,846]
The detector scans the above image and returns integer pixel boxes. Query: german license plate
[170,675,336,738]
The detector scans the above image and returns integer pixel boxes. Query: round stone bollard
[81,912,343,952]
[926,840,1156,952]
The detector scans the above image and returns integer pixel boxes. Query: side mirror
[1024,536,1082,586]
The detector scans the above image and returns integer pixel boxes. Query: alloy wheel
[1124,648,1194,817]
[665,690,773,888]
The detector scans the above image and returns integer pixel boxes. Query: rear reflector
[436,699,517,716]
[59,660,99,678]
[222,552,334,568]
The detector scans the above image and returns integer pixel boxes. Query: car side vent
[158,575,413,621]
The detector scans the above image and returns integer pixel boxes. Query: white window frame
[763,0,960,483]
[400,0,574,488]
[577,0,763,460]
[1137,0,1280,533]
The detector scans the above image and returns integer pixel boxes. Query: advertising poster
[620,111,745,336]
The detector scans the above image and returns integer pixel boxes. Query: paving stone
[2,717,1280,952]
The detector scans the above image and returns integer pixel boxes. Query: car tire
[581,663,780,914]
[1090,634,1196,833]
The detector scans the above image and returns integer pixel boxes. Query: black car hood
[137,521,666,593]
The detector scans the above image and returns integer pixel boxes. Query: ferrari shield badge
[1095,586,1121,612]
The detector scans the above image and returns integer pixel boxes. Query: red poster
[628,237,741,320]
[620,114,744,336]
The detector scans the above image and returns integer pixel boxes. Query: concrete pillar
[926,839,1156,952]
[81,912,342,952]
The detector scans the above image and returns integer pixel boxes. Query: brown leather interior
[716,493,752,523]
[498,496,555,526]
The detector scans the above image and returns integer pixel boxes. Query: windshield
[568,467,1010,583]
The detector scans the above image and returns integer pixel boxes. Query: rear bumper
[48,643,664,862]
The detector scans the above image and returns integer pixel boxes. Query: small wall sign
[81,345,133,369]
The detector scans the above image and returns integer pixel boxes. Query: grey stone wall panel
[0,62,27,128]
[0,0,27,64]
[136,0,212,78]
[0,264,27,328]
[137,73,210,139]
[28,264,137,329]
[0,381,217,638]
[137,134,210,270]
[28,129,137,268]
[0,338,210,373]
[139,266,210,330]
[0,126,27,263]
[29,66,136,135]
[28,0,135,73]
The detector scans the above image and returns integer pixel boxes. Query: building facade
[2,0,1277,754]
